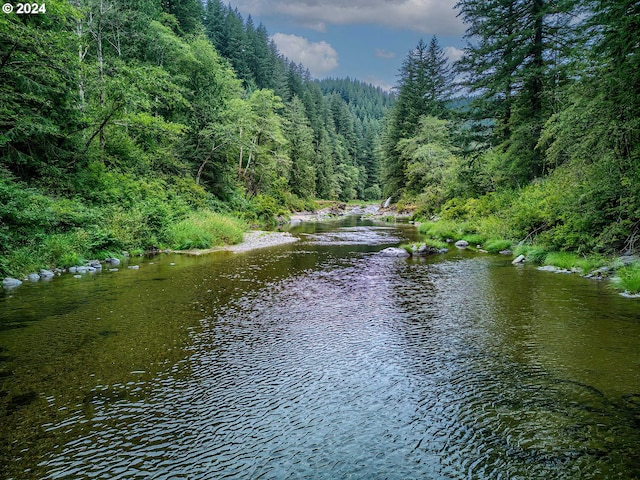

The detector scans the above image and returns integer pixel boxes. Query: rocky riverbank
[173,231,299,255]
[289,202,405,224]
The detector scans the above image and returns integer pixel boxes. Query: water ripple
[35,227,640,479]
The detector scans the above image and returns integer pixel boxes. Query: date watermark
[3,2,46,13]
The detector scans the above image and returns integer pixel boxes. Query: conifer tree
[455,0,576,182]
[382,36,453,198]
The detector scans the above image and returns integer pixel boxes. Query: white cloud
[375,48,397,59]
[271,33,339,76]
[444,46,464,64]
[234,0,463,35]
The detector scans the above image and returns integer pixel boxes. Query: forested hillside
[2,0,638,279]
[0,0,391,276]
[381,0,639,259]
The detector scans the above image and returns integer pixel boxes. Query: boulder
[3,277,22,288]
[417,245,441,256]
[39,269,55,279]
[68,266,77,273]
[499,249,513,255]
[105,257,121,266]
[27,273,40,282]
[455,240,469,249]
[76,266,88,274]
[512,255,526,264]
[379,247,410,258]
[88,260,102,268]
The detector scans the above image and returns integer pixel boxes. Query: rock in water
[512,255,526,264]
[417,245,441,256]
[379,247,410,258]
[3,277,22,288]
[27,273,40,282]
[39,269,55,279]
[455,240,469,249]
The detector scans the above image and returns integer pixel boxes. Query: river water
[1,218,639,479]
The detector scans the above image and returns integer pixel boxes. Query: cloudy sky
[229,0,466,91]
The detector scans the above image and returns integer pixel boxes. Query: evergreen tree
[381,37,453,198]
[0,0,82,182]
[455,0,576,182]
[285,97,316,198]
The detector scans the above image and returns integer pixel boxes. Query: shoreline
[172,230,299,255]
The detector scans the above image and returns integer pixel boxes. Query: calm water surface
[1,218,639,479]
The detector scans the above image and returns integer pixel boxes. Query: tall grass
[615,263,640,294]
[418,220,470,241]
[166,211,246,250]
[514,244,549,264]
[543,252,581,270]
[484,239,513,253]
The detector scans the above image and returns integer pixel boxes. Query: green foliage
[614,263,640,294]
[544,252,581,270]
[462,234,486,245]
[418,220,471,241]
[424,238,449,249]
[574,256,607,275]
[250,194,285,225]
[165,211,246,250]
[484,239,513,253]
[513,245,549,265]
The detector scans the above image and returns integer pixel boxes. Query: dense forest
[0,0,391,276]
[383,0,639,261]
[1,0,639,279]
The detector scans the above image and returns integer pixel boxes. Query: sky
[227,0,467,91]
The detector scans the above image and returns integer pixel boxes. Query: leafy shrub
[364,184,382,201]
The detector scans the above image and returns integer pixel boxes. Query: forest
[1,0,639,283]
[0,0,392,276]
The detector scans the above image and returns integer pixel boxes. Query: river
[1,218,639,479]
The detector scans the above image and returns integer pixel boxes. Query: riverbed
[1,218,639,479]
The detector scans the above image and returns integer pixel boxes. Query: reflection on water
[1,219,639,479]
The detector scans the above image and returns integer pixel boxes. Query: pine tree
[285,96,316,198]
[381,36,453,198]
[455,0,576,182]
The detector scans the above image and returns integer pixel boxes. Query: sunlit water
[1,218,639,479]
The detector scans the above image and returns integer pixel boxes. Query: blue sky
[227,0,466,91]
